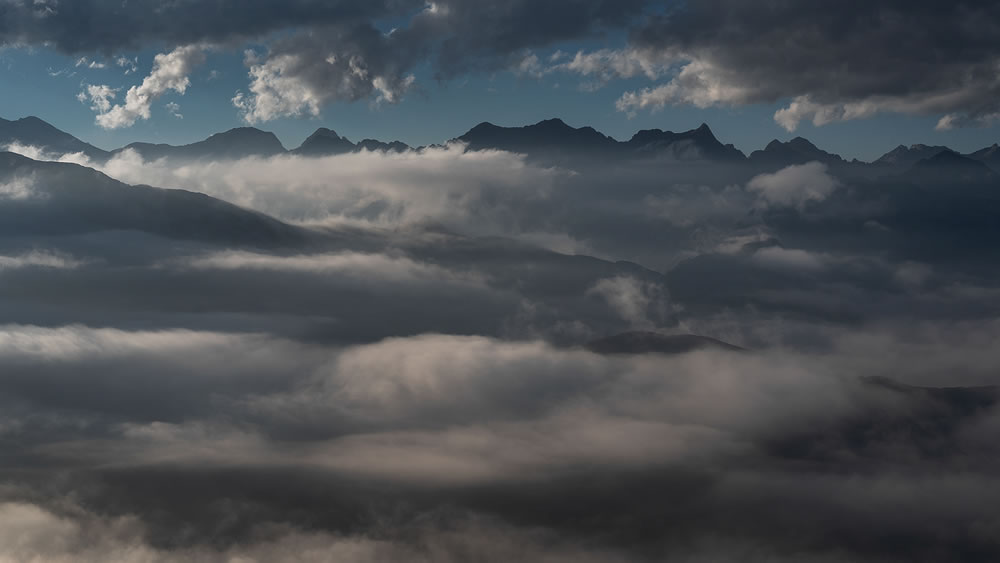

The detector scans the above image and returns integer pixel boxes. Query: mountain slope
[291,128,356,156]
[0,152,306,246]
[875,144,954,168]
[0,116,110,161]
[624,123,746,161]
[749,137,846,169]
[899,151,1000,185]
[968,143,1000,174]
[457,118,619,155]
[113,127,287,161]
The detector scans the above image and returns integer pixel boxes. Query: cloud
[79,143,570,243]
[0,175,40,200]
[86,45,206,129]
[746,162,838,211]
[619,0,1000,129]
[174,250,489,289]
[225,0,652,120]
[588,275,668,329]
[0,250,83,270]
[164,101,182,119]
[232,29,419,122]
[76,84,116,113]
[115,55,138,74]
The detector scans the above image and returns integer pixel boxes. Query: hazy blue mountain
[900,151,1000,185]
[113,127,287,161]
[968,143,1000,174]
[291,129,411,156]
[356,138,411,153]
[0,116,110,161]
[292,128,357,156]
[874,144,955,169]
[0,151,305,246]
[457,118,619,154]
[457,118,750,162]
[624,123,746,161]
[749,137,847,169]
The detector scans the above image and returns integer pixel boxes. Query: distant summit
[900,151,999,185]
[457,118,618,155]
[291,128,355,156]
[1,114,998,173]
[749,137,846,168]
[457,118,744,162]
[291,128,411,156]
[0,116,109,161]
[968,143,1000,174]
[116,127,286,161]
[625,123,745,161]
[874,144,955,169]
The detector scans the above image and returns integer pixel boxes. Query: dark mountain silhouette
[0,151,305,246]
[291,130,411,156]
[457,118,619,155]
[0,116,110,161]
[456,118,747,162]
[968,143,1000,174]
[624,123,746,161]
[4,114,999,176]
[899,151,1000,185]
[748,137,846,169]
[874,144,955,169]
[356,139,411,153]
[291,128,356,156]
[113,127,286,161]
[585,331,745,355]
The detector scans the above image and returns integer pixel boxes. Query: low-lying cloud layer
[2,118,1000,559]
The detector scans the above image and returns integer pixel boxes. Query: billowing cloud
[746,162,838,210]
[84,45,206,129]
[618,0,1000,129]
[232,27,418,122]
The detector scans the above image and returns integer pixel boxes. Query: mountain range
[2,115,999,174]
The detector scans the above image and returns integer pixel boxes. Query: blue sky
[2,44,998,161]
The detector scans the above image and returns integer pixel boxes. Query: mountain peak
[788,136,819,149]
[902,151,999,184]
[293,127,356,156]
[534,118,570,128]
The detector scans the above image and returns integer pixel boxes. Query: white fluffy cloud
[746,162,839,211]
[232,32,417,124]
[84,45,206,129]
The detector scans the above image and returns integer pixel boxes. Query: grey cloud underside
[7,1,1000,129]
[0,0,415,53]
[2,114,1000,561]
[621,0,1000,127]
[0,0,647,55]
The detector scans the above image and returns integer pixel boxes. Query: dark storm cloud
[0,0,415,53]
[617,0,1000,129]
[232,0,652,120]
[2,0,654,121]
